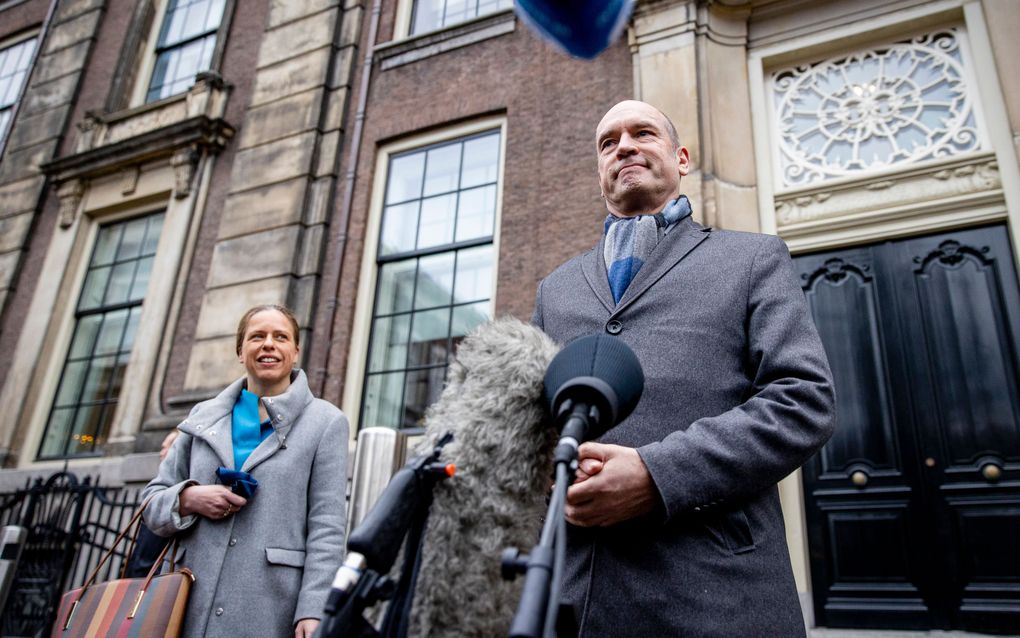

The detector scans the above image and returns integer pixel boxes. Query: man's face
[596,101,689,217]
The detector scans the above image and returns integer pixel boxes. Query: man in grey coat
[532,100,835,636]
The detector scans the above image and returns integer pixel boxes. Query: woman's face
[238,309,299,393]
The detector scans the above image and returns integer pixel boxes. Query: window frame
[343,117,507,438]
[393,0,513,40]
[36,211,166,460]
[128,0,232,108]
[0,30,39,149]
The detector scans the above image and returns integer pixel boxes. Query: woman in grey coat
[143,305,348,638]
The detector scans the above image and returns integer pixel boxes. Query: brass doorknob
[851,470,869,487]
[981,463,1002,482]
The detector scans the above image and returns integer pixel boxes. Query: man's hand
[178,484,247,519]
[295,618,319,638]
[566,442,657,527]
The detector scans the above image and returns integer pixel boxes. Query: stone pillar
[184,0,363,391]
[630,0,758,231]
[0,0,105,320]
[982,0,1020,172]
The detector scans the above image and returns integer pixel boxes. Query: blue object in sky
[514,0,636,60]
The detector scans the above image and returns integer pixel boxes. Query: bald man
[532,100,835,636]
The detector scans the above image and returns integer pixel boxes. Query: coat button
[228,538,237,547]
[216,607,224,616]
[606,320,623,335]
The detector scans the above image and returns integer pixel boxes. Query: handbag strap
[79,495,154,592]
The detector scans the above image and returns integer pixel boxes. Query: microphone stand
[315,434,455,638]
[502,401,592,638]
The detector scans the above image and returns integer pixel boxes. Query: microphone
[504,335,643,638]
[544,333,644,444]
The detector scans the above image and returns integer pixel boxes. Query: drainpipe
[309,0,382,398]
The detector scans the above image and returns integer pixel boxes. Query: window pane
[54,361,88,407]
[386,153,425,204]
[39,408,75,458]
[130,256,154,301]
[380,201,419,256]
[92,225,121,266]
[455,184,495,242]
[368,314,411,373]
[411,0,444,34]
[408,308,451,367]
[69,404,106,454]
[415,253,454,309]
[362,372,405,429]
[109,354,130,399]
[142,215,164,255]
[147,51,174,101]
[423,144,461,196]
[442,0,471,31]
[181,1,208,41]
[451,300,491,339]
[417,194,456,250]
[79,355,116,405]
[94,309,129,356]
[162,0,187,44]
[461,134,499,188]
[104,262,137,305]
[402,367,446,427]
[454,245,493,303]
[122,306,142,351]
[116,216,148,260]
[376,260,417,315]
[78,266,111,311]
[205,0,227,30]
[68,314,103,359]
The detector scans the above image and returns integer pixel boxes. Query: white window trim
[341,116,507,443]
[747,0,1020,259]
[0,156,215,470]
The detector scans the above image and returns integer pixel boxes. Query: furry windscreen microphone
[408,318,559,638]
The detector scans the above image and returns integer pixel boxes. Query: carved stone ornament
[771,29,983,188]
[57,179,85,228]
[170,147,199,199]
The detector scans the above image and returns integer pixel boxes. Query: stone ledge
[376,9,515,71]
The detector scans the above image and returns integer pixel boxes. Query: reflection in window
[362,130,500,430]
[0,36,37,147]
[38,213,164,459]
[410,0,512,35]
[771,29,982,188]
[146,0,226,102]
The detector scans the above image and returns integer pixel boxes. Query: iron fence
[0,472,144,638]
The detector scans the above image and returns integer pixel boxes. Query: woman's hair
[235,304,300,355]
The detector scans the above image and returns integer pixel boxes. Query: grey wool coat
[142,370,348,638]
[532,215,835,637]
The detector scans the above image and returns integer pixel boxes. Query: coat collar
[581,215,711,316]
[178,369,314,471]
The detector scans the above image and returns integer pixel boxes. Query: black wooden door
[795,224,1020,634]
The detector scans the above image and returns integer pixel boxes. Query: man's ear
[675,146,690,177]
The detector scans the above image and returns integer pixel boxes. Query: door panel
[797,225,1020,634]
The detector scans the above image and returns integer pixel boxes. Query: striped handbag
[50,501,193,638]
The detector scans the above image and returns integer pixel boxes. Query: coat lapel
[179,377,245,470]
[241,370,311,473]
[581,237,616,313]
[612,218,711,317]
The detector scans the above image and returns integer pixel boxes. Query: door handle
[980,462,1002,482]
[851,470,869,487]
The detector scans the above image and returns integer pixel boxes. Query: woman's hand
[178,484,247,519]
[295,618,319,638]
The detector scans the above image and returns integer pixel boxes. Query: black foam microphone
[543,333,644,443]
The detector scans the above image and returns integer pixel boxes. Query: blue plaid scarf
[603,196,692,304]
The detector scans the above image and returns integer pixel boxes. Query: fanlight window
[771,29,983,188]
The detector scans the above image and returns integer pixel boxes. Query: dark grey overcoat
[532,216,835,637]
[142,370,348,638]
